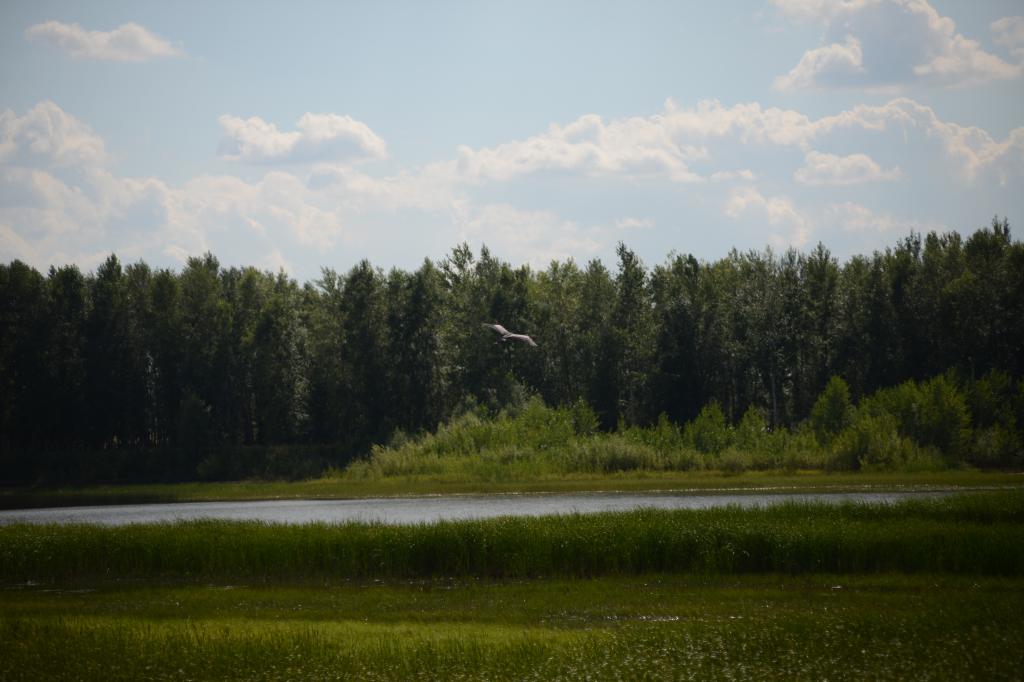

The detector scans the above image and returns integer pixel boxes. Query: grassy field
[2,575,1022,680]
[3,469,1022,509]
[2,492,1022,679]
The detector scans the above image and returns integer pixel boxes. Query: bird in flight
[482,323,538,347]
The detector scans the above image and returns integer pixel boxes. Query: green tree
[650,253,702,425]
[577,259,617,428]
[178,254,231,457]
[148,268,183,446]
[611,243,654,426]
[0,261,49,473]
[810,376,854,446]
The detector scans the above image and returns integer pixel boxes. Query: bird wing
[482,323,510,336]
[507,333,538,347]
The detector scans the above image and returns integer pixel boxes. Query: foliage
[2,219,1024,483]
[3,576,1023,681]
[828,413,942,472]
[683,402,732,455]
[811,376,854,445]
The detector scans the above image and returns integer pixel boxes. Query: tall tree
[610,244,654,425]
[650,253,702,424]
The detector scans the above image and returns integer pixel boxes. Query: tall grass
[340,370,1024,483]
[2,492,1022,582]
[342,399,827,482]
[3,576,1023,680]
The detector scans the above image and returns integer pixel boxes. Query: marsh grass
[5,469,1021,511]
[3,492,1022,582]
[2,575,1022,680]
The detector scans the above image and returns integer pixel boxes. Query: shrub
[566,436,658,473]
[829,413,900,471]
[569,400,600,437]
[810,376,854,445]
[860,374,972,462]
[970,425,1024,469]
[734,406,769,453]
[829,413,943,471]
[778,424,827,471]
[966,371,1023,468]
[683,402,732,454]
[621,413,685,455]
[968,370,1017,429]
[715,448,753,475]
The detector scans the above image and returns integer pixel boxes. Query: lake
[0,489,957,526]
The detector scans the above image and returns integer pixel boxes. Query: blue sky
[2,0,1022,281]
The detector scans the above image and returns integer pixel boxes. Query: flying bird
[482,323,538,347]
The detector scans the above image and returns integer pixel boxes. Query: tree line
[1,218,1021,482]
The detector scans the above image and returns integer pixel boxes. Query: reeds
[2,492,1022,582]
[3,576,1023,680]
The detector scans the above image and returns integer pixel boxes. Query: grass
[3,492,1023,679]
[3,492,1023,582]
[2,575,1022,680]
[3,469,1022,510]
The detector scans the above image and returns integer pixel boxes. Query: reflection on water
[0,490,956,526]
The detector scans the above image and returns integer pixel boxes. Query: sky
[1,0,1023,282]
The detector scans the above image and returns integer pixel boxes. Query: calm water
[0,490,956,526]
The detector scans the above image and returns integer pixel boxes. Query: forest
[1,217,1021,484]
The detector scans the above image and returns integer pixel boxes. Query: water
[0,490,956,526]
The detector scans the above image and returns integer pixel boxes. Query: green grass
[3,469,1021,509]
[3,492,1023,582]
[2,575,1022,680]
[4,492,1022,679]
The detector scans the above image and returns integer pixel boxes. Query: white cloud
[307,163,456,213]
[0,101,107,168]
[773,0,1021,89]
[2,98,1021,278]
[25,20,183,62]
[0,102,361,271]
[453,202,604,267]
[992,16,1024,61]
[476,97,1024,182]
[0,223,36,263]
[725,187,812,247]
[453,112,706,184]
[262,247,293,273]
[174,171,348,250]
[781,98,1024,181]
[0,164,172,270]
[710,169,757,182]
[795,150,901,185]
[616,217,654,231]
[771,0,876,22]
[774,35,866,90]
[861,99,1024,181]
[218,113,387,164]
[825,201,943,233]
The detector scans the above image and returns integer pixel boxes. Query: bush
[715,448,753,475]
[829,413,943,472]
[734,406,769,453]
[810,376,853,445]
[970,425,1024,469]
[683,402,732,454]
[966,371,1023,468]
[778,424,827,472]
[860,374,972,463]
[968,370,1017,429]
[621,413,686,455]
[569,400,600,437]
